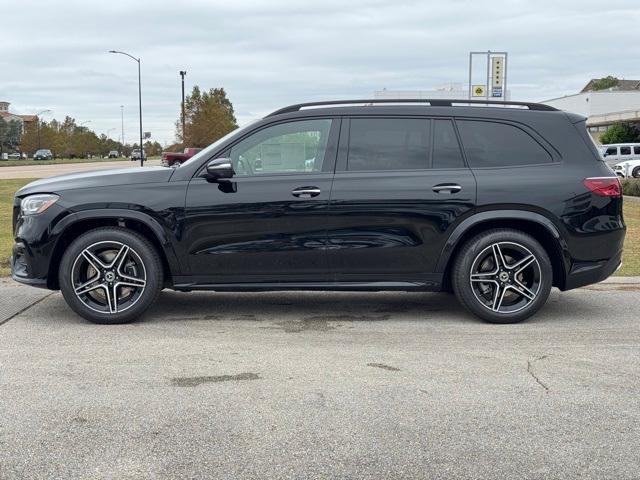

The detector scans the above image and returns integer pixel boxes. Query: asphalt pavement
[0,278,639,479]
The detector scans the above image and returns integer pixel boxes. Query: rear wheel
[632,166,640,178]
[59,227,162,324]
[452,229,552,323]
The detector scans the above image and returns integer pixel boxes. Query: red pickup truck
[161,147,202,166]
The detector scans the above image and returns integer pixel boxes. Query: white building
[542,80,640,142]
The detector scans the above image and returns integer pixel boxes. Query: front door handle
[292,186,321,198]
[432,184,462,194]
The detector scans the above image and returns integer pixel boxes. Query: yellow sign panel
[492,57,503,88]
[472,85,486,97]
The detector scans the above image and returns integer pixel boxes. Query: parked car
[161,147,203,167]
[7,152,21,159]
[11,99,625,325]
[613,159,640,178]
[130,149,144,161]
[600,143,640,167]
[33,149,53,160]
[108,150,120,159]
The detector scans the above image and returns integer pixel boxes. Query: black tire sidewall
[58,227,162,324]
[632,166,640,178]
[452,229,553,324]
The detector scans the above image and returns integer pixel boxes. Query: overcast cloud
[1,0,639,144]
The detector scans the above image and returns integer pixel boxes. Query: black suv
[11,99,625,324]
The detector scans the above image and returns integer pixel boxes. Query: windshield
[35,150,50,154]
[179,121,259,168]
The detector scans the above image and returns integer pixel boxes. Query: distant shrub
[622,178,640,197]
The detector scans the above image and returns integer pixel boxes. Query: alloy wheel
[70,241,147,314]
[469,241,542,314]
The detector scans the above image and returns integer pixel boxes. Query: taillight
[583,177,621,197]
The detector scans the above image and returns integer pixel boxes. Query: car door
[183,118,339,283]
[325,117,476,285]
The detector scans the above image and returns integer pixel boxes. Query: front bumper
[11,243,49,288]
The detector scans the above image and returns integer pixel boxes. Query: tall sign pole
[180,70,187,143]
[468,51,508,100]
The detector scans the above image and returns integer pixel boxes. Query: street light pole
[36,109,51,150]
[179,70,186,143]
[109,50,144,167]
[120,105,124,146]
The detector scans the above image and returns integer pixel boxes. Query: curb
[600,276,640,284]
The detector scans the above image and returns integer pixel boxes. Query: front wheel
[59,227,162,324]
[452,229,552,323]
[632,166,640,178]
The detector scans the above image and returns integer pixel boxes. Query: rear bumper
[563,249,623,291]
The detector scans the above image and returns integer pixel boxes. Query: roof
[581,79,640,93]
[0,112,37,122]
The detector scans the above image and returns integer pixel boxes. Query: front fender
[51,208,183,275]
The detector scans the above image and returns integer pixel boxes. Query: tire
[632,166,640,179]
[58,227,162,324]
[452,228,552,324]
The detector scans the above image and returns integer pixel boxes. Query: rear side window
[347,118,429,171]
[433,120,465,168]
[620,146,631,155]
[457,120,552,168]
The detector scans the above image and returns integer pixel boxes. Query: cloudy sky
[1,0,639,145]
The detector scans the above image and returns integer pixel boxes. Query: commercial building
[542,80,640,142]
[0,101,38,133]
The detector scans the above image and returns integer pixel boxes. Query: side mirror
[603,152,609,157]
[206,158,235,181]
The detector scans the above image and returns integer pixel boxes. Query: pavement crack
[0,292,55,327]
[527,355,550,393]
[367,363,401,372]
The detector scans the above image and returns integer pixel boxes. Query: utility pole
[180,70,187,143]
[120,105,124,146]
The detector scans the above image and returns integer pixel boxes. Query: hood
[17,166,174,196]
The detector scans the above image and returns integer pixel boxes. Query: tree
[176,86,238,148]
[591,76,619,91]
[600,122,640,144]
[0,118,23,154]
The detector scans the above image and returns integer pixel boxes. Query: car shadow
[142,290,471,325]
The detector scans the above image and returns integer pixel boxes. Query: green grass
[1,178,639,277]
[619,198,640,276]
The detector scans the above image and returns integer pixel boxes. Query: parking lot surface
[0,279,639,479]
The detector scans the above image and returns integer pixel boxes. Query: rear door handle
[432,184,462,194]
[292,186,321,198]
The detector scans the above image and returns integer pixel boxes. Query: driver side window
[229,119,332,175]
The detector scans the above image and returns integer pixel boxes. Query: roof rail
[266,98,558,117]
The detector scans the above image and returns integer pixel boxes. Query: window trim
[335,115,470,173]
[454,117,559,169]
[195,117,341,179]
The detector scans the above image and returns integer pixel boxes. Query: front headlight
[20,194,59,215]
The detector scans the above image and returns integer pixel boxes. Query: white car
[601,143,640,168]
[613,159,640,178]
